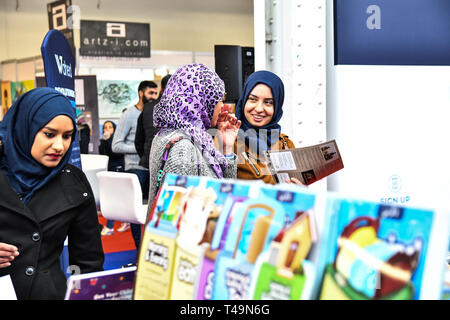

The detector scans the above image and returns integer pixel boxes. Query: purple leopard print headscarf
[153,63,227,178]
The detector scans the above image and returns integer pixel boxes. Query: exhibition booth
[0,0,449,301]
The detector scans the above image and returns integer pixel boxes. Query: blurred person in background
[98,120,125,236]
[112,81,158,249]
[135,74,172,170]
[76,109,90,154]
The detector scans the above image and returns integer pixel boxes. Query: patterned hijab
[0,87,77,204]
[235,70,285,154]
[153,63,227,178]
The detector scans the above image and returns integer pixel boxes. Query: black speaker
[214,45,254,103]
[241,46,255,86]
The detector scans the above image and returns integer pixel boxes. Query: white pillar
[253,0,328,191]
[253,0,267,71]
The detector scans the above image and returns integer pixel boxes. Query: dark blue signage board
[41,29,81,168]
[334,0,450,65]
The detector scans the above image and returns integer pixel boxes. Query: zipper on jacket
[280,136,288,149]
[242,152,260,176]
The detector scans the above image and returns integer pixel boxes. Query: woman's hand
[216,105,241,155]
[0,243,19,268]
[285,177,306,186]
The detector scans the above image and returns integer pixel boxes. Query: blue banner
[41,29,81,168]
[334,0,450,65]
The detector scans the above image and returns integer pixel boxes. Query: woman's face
[243,84,274,128]
[210,101,224,128]
[103,121,114,135]
[210,93,227,128]
[31,115,74,167]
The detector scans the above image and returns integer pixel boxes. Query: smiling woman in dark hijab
[0,87,104,300]
[235,70,301,185]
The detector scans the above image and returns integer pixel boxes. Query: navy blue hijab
[235,70,285,154]
[0,87,77,204]
[102,120,117,137]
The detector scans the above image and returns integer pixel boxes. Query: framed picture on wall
[97,80,140,118]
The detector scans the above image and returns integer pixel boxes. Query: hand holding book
[264,140,344,185]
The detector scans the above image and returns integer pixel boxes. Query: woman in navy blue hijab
[0,87,104,300]
[0,87,77,203]
[235,70,299,184]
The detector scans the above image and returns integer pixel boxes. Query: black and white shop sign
[47,0,76,57]
[80,20,151,58]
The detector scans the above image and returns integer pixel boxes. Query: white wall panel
[0,61,16,81]
[258,0,327,191]
[332,65,450,209]
[16,59,35,81]
[0,0,254,62]
[326,0,450,210]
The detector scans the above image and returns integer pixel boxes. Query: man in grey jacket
[134,74,171,169]
[112,80,158,250]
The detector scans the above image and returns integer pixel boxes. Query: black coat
[78,124,90,154]
[0,163,104,300]
[99,135,125,172]
[135,99,160,169]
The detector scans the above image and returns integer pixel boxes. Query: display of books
[130,174,449,301]
[62,173,448,301]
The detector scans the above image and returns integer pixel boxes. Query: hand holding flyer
[264,140,344,185]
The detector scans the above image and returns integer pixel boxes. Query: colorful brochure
[442,261,450,300]
[212,186,318,300]
[132,173,449,301]
[316,197,445,300]
[133,174,202,300]
[194,179,255,300]
[249,211,317,300]
[170,180,218,300]
[65,266,136,300]
[264,139,343,185]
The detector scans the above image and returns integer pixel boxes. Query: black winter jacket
[0,163,104,300]
[99,134,125,172]
[135,99,160,169]
[78,124,90,154]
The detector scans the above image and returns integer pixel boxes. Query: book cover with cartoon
[170,183,219,300]
[194,179,254,300]
[212,186,317,300]
[249,210,317,300]
[317,199,434,300]
[133,174,203,300]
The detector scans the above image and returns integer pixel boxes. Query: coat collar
[0,167,91,223]
[0,169,34,220]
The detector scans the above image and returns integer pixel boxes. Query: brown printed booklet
[264,140,344,185]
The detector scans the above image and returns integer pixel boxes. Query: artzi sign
[80,20,151,57]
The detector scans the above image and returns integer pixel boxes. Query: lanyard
[155,136,184,191]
